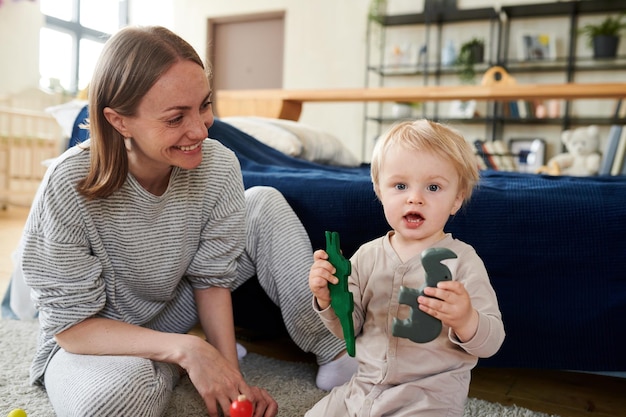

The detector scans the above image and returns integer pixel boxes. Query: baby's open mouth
[405,213,424,223]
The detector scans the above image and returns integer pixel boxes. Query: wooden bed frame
[215,81,626,121]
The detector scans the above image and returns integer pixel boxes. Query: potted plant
[455,38,485,83]
[579,13,626,59]
[391,101,422,119]
[368,0,387,22]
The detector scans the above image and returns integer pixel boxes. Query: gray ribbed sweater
[20,139,246,384]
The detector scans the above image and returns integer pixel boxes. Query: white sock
[236,343,247,360]
[315,353,358,391]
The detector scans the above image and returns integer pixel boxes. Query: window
[39,0,128,94]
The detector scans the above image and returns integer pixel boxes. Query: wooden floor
[2,205,625,417]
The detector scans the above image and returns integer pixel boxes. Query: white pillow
[220,116,303,157]
[256,117,361,167]
[45,99,88,139]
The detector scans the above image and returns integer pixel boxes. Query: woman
[20,26,353,417]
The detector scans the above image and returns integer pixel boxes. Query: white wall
[129,0,175,29]
[0,1,42,96]
[169,0,372,160]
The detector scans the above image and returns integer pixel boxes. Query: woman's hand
[308,249,337,310]
[190,287,277,416]
[418,280,479,343]
[180,335,277,417]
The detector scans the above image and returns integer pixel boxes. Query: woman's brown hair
[77,26,209,199]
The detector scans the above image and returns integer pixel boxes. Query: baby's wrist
[315,297,330,310]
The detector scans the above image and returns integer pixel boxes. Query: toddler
[307,119,505,417]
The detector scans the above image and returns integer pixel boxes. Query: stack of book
[473,139,517,171]
[504,99,561,120]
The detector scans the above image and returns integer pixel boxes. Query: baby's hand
[419,281,478,342]
[308,249,338,310]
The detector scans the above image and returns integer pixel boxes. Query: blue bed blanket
[208,119,388,257]
[209,119,626,372]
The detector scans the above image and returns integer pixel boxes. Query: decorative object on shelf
[534,102,547,118]
[391,102,421,118]
[387,43,419,70]
[456,38,485,84]
[536,125,601,176]
[448,99,477,119]
[480,65,516,86]
[578,13,626,59]
[518,33,556,61]
[441,39,457,67]
[391,102,412,118]
[368,0,387,22]
[509,138,546,173]
[417,44,427,65]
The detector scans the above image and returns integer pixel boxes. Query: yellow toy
[7,409,27,417]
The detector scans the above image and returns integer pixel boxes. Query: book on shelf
[472,139,516,171]
[517,99,528,118]
[474,152,488,170]
[491,140,516,171]
[508,101,520,118]
[474,139,497,170]
[612,99,626,119]
[483,141,504,170]
[505,100,534,119]
[610,126,626,176]
[612,99,622,118]
[599,125,622,175]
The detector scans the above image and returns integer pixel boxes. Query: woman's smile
[176,141,203,153]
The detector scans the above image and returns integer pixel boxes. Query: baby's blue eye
[395,184,406,190]
[427,184,440,192]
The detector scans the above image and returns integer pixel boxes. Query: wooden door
[207,11,285,116]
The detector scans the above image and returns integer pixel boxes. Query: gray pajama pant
[43,186,345,417]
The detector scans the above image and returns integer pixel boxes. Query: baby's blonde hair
[370,119,479,202]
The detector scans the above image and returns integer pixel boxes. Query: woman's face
[120,59,214,176]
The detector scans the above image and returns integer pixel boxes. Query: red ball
[230,394,253,417]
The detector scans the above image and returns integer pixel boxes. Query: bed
[213,82,626,374]
[206,116,626,374]
[6,99,626,376]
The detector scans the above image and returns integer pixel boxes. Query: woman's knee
[244,186,293,226]
[245,186,286,210]
[45,351,177,417]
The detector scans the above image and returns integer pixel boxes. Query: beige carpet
[0,319,559,417]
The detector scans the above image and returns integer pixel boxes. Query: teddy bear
[536,125,601,176]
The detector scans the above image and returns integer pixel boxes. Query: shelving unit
[494,0,626,141]
[364,0,626,155]
[364,5,500,143]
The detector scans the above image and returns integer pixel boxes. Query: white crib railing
[0,107,63,208]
